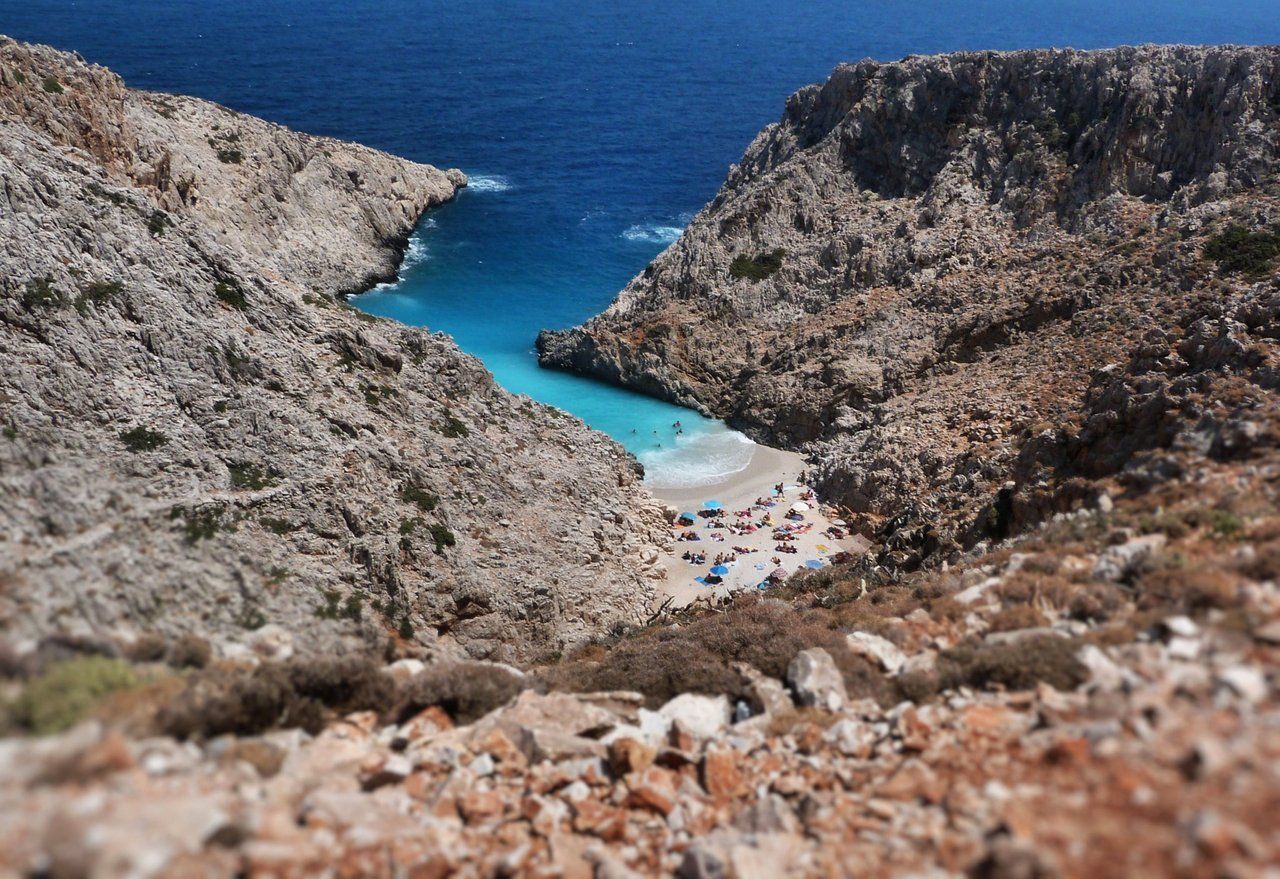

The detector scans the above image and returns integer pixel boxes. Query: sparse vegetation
[401,484,439,512]
[397,662,527,724]
[228,462,276,490]
[147,210,171,237]
[937,636,1086,693]
[171,505,236,543]
[538,600,889,708]
[1204,224,1280,278]
[11,657,139,734]
[168,634,212,669]
[214,279,247,310]
[729,249,785,282]
[21,275,64,310]
[75,279,124,315]
[438,409,470,438]
[428,523,456,554]
[260,516,298,535]
[119,425,168,452]
[158,657,395,739]
[41,75,63,94]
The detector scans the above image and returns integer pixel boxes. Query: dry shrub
[1237,540,1280,581]
[1066,580,1128,621]
[539,601,891,708]
[987,604,1048,633]
[396,663,528,724]
[168,634,212,669]
[1135,565,1242,612]
[124,633,168,663]
[158,656,393,740]
[938,636,1086,693]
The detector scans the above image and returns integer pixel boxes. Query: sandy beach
[647,443,861,608]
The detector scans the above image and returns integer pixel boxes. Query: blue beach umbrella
[710,564,730,576]
[804,559,825,569]
[703,500,723,510]
[695,576,708,585]
[678,511,697,523]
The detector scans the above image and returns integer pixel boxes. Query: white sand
[647,443,858,608]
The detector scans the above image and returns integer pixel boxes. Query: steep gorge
[539,45,1280,566]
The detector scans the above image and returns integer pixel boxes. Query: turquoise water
[10,0,1280,485]
[351,204,756,488]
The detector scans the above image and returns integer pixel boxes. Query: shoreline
[645,442,862,608]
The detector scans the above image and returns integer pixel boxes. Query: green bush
[401,484,439,512]
[215,148,243,164]
[75,279,124,315]
[41,76,63,94]
[729,249,785,282]
[170,506,236,543]
[120,425,167,452]
[21,276,64,310]
[428,523,456,554]
[214,279,247,310]
[11,657,139,734]
[147,210,171,237]
[1204,225,1280,278]
[259,516,297,535]
[439,410,470,438]
[228,462,276,490]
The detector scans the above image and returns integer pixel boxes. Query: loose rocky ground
[1,467,1277,877]
[0,36,668,664]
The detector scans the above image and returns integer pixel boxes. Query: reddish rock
[458,789,506,825]
[624,766,679,815]
[701,747,746,801]
[608,737,657,777]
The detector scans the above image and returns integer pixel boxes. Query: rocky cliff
[539,45,1280,566]
[0,37,667,663]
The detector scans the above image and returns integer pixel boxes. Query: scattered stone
[787,648,846,711]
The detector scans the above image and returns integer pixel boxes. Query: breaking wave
[466,174,513,193]
[640,427,754,489]
[621,223,683,244]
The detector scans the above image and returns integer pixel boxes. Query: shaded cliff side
[539,44,1280,567]
[0,37,668,663]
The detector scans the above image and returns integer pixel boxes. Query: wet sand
[647,443,856,608]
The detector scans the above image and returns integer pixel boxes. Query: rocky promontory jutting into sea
[2,36,1279,878]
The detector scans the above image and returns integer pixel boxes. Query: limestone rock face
[539,45,1280,565]
[0,36,667,662]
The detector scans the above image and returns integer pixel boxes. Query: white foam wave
[621,223,683,244]
[640,429,754,489]
[466,174,513,193]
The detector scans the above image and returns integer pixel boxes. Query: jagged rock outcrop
[539,45,1280,566]
[0,37,667,662]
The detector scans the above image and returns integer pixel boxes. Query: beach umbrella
[804,559,825,569]
[790,502,810,512]
[678,511,697,522]
[703,500,723,510]
[769,567,788,579]
[710,564,729,575]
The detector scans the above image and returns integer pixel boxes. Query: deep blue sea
[8,1,1279,485]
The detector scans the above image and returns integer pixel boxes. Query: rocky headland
[0,36,668,665]
[539,44,1280,568]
